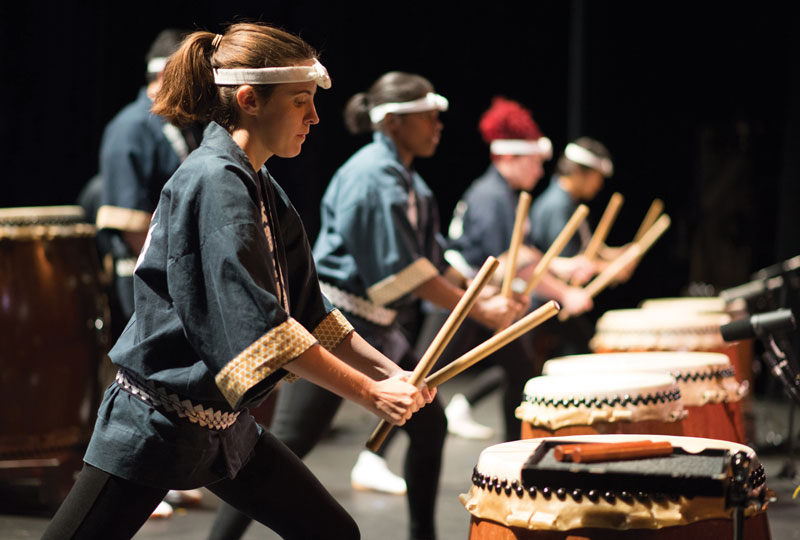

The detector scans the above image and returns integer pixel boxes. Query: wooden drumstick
[522,204,590,297]
[633,198,664,242]
[424,300,560,389]
[365,256,499,452]
[559,214,670,321]
[500,192,532,299]
[582,192,624,262]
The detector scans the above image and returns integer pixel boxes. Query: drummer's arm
[413,274,524,330]
[122,231,148,255]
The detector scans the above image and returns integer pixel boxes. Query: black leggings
[422,315,539,442]
[209,377,447,540]
[43,429,358,540]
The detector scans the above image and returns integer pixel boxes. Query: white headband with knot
[369,92,449,124]
[147,57,168,74]
[564,142,614,177]
[213,59,332,89]
[490,137,553,160]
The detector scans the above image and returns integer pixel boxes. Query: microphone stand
[758,333,800,479]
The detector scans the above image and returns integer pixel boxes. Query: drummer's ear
[235,86,259,116]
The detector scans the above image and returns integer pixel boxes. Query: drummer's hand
[569,255,598,286]
[610,245,637,284]
[368,372,425,425]
[472,294,526,330]
[560,286,594,316]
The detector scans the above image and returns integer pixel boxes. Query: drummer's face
[580,169,605,199]
[504,154,544,191]
[391,110,443,160]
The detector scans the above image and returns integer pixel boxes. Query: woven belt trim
[320,282,397,326]
[115,370,240,430]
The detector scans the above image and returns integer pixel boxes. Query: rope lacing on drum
[670,367,736,382]
[470,462,767,503]
[521,388,682,409]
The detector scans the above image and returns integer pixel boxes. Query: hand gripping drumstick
[581,192,624,262]
[558,213,671,321]
[633,198,664,242]
[500,192,532,299]
[365,256,499,452]
[424,300,560,389]
[522,204,590,297]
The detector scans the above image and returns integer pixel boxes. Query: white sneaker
[149,500,173,519]
[163,489,203,507]
[445,394,495,440]
[350,450,407,495]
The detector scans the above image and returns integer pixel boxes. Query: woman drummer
[42,22,431,540]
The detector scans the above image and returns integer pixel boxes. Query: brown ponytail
[152,22,318,130]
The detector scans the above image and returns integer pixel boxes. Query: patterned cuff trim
[312,309,354,351]
[366,257,439,306]
[216,317,317,408]
[96,205,152,232]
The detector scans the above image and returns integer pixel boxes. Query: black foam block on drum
[521,439,730,498]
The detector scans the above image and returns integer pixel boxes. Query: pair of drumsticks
[366,194,670,451]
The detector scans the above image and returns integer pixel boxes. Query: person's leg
[496,334,539,441]
[208,429,360,540]
[42,463,167,540]
[400,395,447,540]
[207,379,344,540]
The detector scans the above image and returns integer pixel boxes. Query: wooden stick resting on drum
[559,213,671,321]
[522,204,590,297]
[633,198,664,242]
[500,192,532,299]
[555,440,673,463]
[365,256,499,452]
[582,192,624,262]
[424,300,560,389]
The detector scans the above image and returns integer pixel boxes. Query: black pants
[420,313,539,442]
[209,377,447,540]
[43,429,358,540]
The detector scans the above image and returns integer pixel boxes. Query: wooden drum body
[542,352,747,443]
[0,206,109,508]
[516,373,686,439]
[462,435,771,539]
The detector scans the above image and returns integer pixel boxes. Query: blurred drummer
[529,137,631,357]
[94,28,204,343]
[433,96,594,441]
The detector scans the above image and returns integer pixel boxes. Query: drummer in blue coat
[529,137,632,357]
[437,97,595,441]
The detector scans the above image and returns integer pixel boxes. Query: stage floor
[2,374,799,539]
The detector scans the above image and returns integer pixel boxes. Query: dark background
[1,1,797,315]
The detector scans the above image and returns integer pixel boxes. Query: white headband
[147,57,168,74]
[564,142,614,176]
[489,137,553,159]
[213,59,332,89]
[369,92,449,124]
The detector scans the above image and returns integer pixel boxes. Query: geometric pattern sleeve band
[366,257,439,306]
[215,317,318,408]
[312,308,354,351]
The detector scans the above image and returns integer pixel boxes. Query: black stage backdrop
[1,1,797,314]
